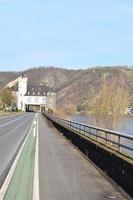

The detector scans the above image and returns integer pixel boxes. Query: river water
[71,114,133,155]
[71,114,133,136]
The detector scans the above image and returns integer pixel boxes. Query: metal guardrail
[43,113,133,159]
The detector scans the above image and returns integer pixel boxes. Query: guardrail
[43,112,133,159]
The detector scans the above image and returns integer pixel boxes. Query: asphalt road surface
[0,113,129,200]
[39,114,126,200]
[0,112,35,187]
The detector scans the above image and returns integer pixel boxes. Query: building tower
[18,74,28,110]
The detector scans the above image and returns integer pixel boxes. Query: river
[71,114,133,136]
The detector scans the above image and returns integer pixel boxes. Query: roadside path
[39,114,126,200]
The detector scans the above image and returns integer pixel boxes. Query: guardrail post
[89,128,91,138]
[69,121,71,128]
[84,125,85,135]
[96,129,98,141]
[118,135,121,153]
[105,132,108,146]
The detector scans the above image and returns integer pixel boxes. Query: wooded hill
[0,66,133,108]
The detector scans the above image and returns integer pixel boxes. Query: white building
[12,74,56,112]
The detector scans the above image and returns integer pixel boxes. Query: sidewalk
[39,114,125,200]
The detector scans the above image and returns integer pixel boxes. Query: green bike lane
[3,114,38,200]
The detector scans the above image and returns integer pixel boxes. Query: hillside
[0,71,20,89]
[0,66,133,108]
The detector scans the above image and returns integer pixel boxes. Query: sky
[0,0,133,71]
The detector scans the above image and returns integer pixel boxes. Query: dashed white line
[0,115,28,128]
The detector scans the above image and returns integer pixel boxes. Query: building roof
[25,84,55,96]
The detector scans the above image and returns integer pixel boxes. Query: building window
[38,92,40,95]
[43,92,45,95]
[28,92,30,95]
[33,92,35,95]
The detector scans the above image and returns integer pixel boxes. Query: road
[0,113,129,200]
[39,114,126,200]
[0,112,35,187]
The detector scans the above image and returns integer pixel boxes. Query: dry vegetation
[0,88,14,109]
[89,78,129,129]
[54,104,76,119]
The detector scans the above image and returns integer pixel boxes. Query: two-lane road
[0,112,35,187]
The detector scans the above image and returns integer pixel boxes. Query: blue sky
[0,0,133,71]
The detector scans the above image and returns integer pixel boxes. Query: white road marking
[0,113,22,120]
[33,121,36,138]
[0,119,30,142]
[33,113,40,200]
[0,115,16,120]
[0,115,28,128]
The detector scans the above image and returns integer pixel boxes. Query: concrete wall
[45,116,133,198]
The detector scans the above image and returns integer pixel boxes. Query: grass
[0,110,11,116]
[0,110,23,117]
[125,69,133,77]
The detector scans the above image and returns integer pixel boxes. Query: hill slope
[0,66,133,108]
[0,71,20,89]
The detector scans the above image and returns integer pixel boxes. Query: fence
[43,113,133,159]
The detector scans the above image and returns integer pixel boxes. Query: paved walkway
[39,114,126,200]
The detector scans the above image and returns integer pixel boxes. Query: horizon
[0,0,133,71]
[0,65,133,73]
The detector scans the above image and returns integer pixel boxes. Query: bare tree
[90,78,129,130]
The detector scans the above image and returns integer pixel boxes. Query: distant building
[12,75,56,112]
